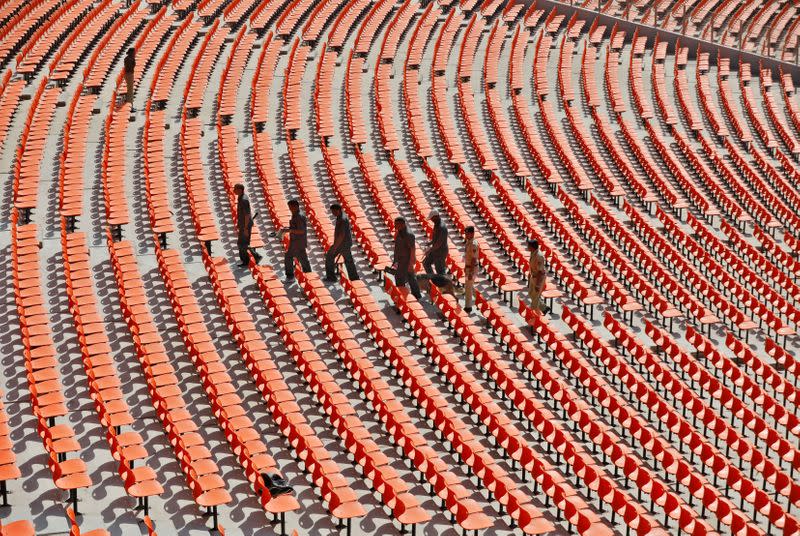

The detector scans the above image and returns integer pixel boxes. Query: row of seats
[11,211,90,511]
[386,279,598,534]
[601,312,798,533]
[431,286,660,534]
[231,1,792,532]
[0,0,61,67]
[313,275,495,532]
[107,235,230,511]
[660,207,799,336]
[346,276,552,533]
[358,2,800,528]
[4,0,800,533]
[61,227,164,511]
[597,0,800,60]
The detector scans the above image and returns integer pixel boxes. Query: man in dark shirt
[235,184,262,267]
[324,204,359,282]
[392,217,421,299]
[124,48,135,105]
[280,199,311,280]
[423,210,448,275]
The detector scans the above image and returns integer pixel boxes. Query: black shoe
[262,473,293,497]
[464,307,472,313]
[323,277,337,283]
[253,253,263,264]
[270,485,292,497]
[268,474,289,488]
[543,306,551,314]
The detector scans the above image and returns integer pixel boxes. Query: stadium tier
[0,0,799,534]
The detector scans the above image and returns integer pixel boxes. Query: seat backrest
[143,515,157,536]
[66,507,80,535]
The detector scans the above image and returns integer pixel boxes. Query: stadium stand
[1,0,800,534]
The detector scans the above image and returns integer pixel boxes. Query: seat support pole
[70,489,79,515]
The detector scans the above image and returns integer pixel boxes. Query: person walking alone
[392,217,421,299]
[279,199,311,281]
[324,204,359,282]
[423,211,448,275]
[463,226,479,312]
[123,48,135,105]
[235,184,262,267]
[527,239,550,314]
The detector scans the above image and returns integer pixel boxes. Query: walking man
[423,211,448,275]
[463,226,479,312]
[527,239,550,314]
[124,48,135,105]
[280,199,311,281]
[235,184,262,267]
[324,204,359,282]
[392,217,421,299]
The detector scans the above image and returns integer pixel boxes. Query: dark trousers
[124,71,134,103]
[238,236,253,265]
[394,267,421,299]
[325,246,359,280]
[423,253,447,275]
[285,247,311,279]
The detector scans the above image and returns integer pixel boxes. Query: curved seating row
[5,0,800,533]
